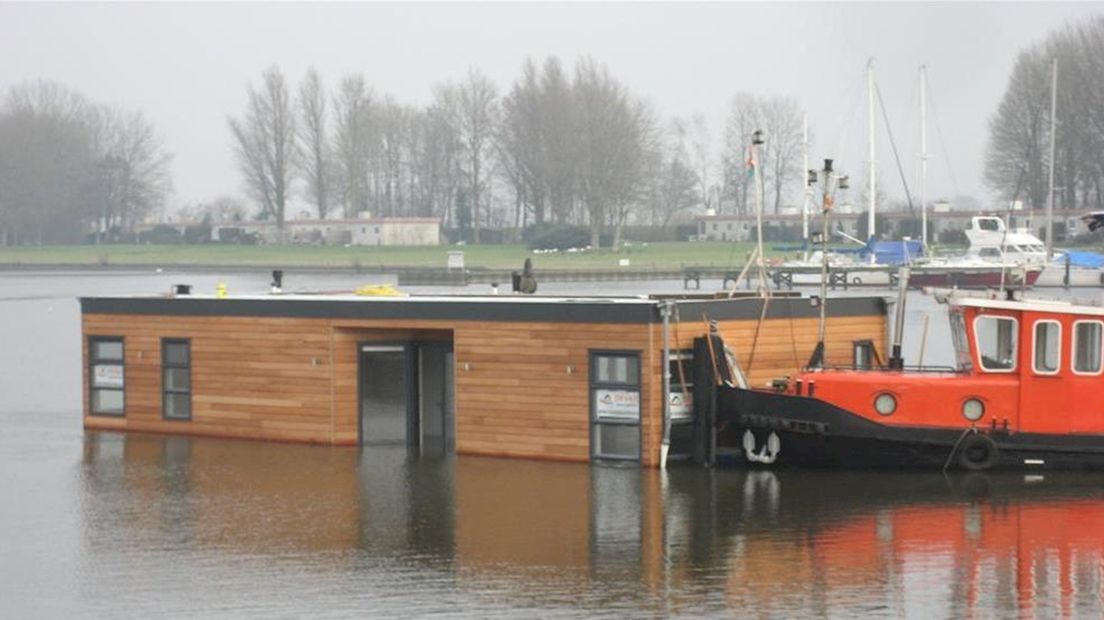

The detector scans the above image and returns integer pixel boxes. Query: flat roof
[80,293,887,324]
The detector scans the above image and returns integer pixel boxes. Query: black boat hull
[716,387,1104,471]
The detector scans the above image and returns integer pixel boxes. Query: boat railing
[808,364,961,374]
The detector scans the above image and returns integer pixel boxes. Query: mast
[919,66,928,252]
[867,59,877,262]
[801,114,810,261]
[1045,58,1057,258]
[752,130,766,293]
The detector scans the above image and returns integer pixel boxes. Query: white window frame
[1072,320,1104,376]
[973,315,1019,373]
[1031,319,1061,375]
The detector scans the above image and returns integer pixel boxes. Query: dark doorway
[358,342,454,453]
[358,344,414,446]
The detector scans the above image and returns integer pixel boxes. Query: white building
[139,216,442,246]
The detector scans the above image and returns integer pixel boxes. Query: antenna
[919,65,929,253]
[867,58,876,261]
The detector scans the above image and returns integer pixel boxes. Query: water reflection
[77,431,1104,616]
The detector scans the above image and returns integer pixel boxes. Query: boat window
[1073,321,1104,374]
[591,351,641,461]
[975,316,1018,372]
[1032,320,1061,374]
[979,248,1001,258]
[978,219,1001,231]
[89,336,125,416]
[949,310,973,371]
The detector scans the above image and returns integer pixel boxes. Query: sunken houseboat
[81,286,889,467]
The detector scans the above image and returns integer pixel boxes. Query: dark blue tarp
[772,239,922,261]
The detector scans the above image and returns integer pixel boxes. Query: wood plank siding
[82,296,886,467]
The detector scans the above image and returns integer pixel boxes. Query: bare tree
[375,97,406,217]
[688,113,714,212]
[436,69,498,243]
[498,58,544,226]
[573,57,653,249]
[296,68,332,219]
[761,96,804,215]
[332,74,374,218]
[984,50,1052,210]
[229,66,297,234]
[986,16,1104,213]
[538,57,577,224]
[651,118,701,228]
[721,94,803,216]
[89,106,172,238]
[721,93,763,215]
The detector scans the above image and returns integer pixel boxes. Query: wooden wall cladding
[82,305,886,468]
[83,314,337,443]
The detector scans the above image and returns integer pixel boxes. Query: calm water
[3,269,1104,617]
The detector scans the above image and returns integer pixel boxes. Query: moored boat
[715,289,1104,471]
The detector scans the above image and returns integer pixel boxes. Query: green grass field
[0,242,810,270]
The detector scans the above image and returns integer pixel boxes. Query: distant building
[136,216,442,246]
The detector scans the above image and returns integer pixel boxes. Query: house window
[591,351,641,461]
[668,350,693,421]
[89,337,125,416]
[1032,320,1060,374]
[1073,321,1103,375]
[162,339,192,420]
[975,316,1017,372]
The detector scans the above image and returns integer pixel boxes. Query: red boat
[714,291,1104,470]
[906,264,1042,289]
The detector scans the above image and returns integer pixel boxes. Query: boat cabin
[964,216,1048,266]
[796,296,1104,436]
[81,290,889,467]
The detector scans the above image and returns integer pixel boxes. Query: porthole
[963,398,985,422]
[874,393,897,416]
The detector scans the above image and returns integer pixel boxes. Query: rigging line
[831,70,867,164]
[924,78,961,198]
[873,80,915,212]
[942,427,978,473]
[745,294,771,375]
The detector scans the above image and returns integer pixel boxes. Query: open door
[418,343,454,454]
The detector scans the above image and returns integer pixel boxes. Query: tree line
[0,55,861,248]
[986,15,1104,213]
[230,56,807,247]
[0,81,171,245]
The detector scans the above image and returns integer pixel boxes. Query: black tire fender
[957,434,999,471]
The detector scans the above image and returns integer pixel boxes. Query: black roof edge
[79,295,886,324]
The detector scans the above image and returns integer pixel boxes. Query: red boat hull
[907,267,1042,288]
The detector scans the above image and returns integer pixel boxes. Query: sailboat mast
[919,66,928,252]
[1045,58,1057,257]
[801,114,810,260]
[867,59,877,262]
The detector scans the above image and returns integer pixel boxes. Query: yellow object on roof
[355,284,405,297]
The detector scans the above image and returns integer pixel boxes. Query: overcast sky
[1,2,1100,214]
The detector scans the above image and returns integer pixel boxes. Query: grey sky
[1,2,1100,214]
